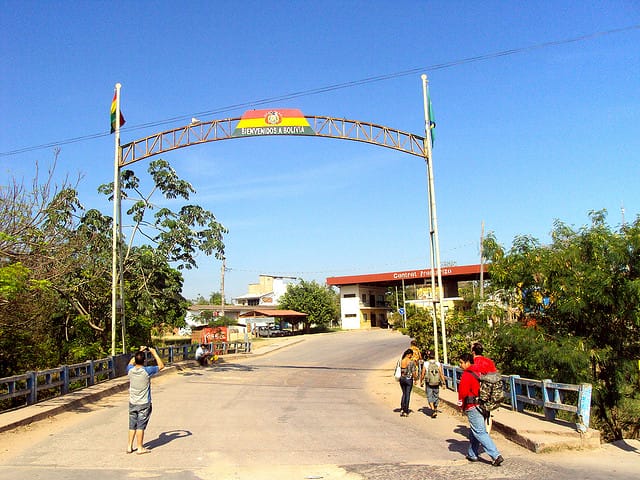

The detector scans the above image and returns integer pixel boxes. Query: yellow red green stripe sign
[232,109,314,137]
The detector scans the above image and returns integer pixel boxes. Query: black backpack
[469,371,505,412]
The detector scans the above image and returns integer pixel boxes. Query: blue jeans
[465,407,500,460]
[399,376,413,413]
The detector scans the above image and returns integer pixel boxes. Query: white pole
[421,74,448,365]
[480,220,485,300]
[111,83,123,357]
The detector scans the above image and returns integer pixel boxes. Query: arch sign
[119,108,426,167]
[111,75,449,363]
[232,108,315,137]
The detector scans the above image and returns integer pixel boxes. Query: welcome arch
[120,114,426,167]
[111,76,449,362]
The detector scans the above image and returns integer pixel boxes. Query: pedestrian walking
[421,350,445,418]
[457,353,504,466]
[471,342,496,374]
[409,339,423,379]
[399,348,418,417]
[127,346,165,454]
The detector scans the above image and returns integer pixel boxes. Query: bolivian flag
[232,109,314,137]
[110,91,125,134]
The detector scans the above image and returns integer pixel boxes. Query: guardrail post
[542,379,556,421]
[108,357,115,379]
[509,375,521,411]
[61,366,70,395]
[168,346,174,364]
[576,383,592,432]
[88,360,95,386]
[452,367,459,392]
[27,372,37,405]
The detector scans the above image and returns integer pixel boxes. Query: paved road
[0,330,637,479]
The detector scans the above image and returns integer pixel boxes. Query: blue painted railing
[0,341,251,413]
[441,364,592,432]
[0,357,115,410]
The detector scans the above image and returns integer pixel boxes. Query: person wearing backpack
[420,351,445,418]
[471,342,496,374]
[457,353,504,467]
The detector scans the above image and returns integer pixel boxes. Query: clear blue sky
[2,1,639,301]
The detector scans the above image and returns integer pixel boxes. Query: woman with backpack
[420,351,445,418]
[398,348,418,417]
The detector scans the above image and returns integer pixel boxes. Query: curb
[432,386,601,453]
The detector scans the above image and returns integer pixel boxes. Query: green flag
[428,94,436,147]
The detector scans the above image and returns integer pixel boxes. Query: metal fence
[0,357,115,410]
[441,364,592,432]
[0,341,252,413]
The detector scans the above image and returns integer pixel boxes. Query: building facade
[327,264,486,330]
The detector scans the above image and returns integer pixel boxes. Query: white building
[232,275,298,307]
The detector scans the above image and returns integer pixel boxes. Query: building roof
[232,292,273,300]
[326,264,486,287]
[188,304,276,312]
[238,309,307,318]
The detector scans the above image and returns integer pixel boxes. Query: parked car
[256,326,283,337]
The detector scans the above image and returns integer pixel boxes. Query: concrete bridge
[0,330,637,480]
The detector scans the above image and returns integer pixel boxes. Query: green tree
[98,159,227,270]
[278,280,339,332]
[484,210,640,440]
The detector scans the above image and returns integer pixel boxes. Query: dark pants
[399,376,413,413]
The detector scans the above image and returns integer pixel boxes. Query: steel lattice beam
[120,116,426,166]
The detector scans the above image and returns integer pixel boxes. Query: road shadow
[611,439,640,454]
[144,429,192,450]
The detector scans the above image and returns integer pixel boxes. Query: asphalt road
[0,329,637,479]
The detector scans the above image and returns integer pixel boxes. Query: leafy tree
[98,159,227,270]
[483,210,640,440]
[278,280,339,332]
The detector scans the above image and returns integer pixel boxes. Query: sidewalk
[436,385,601,453]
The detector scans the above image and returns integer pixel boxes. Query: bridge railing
[0,357,115,410]
[441,364,592,432]
[150,341,251,363]
[0,341,251,413]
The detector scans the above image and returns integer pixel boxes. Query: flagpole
[111,83,123,357]
[421,74,448,365]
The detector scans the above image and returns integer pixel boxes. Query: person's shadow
[144,430,192,450]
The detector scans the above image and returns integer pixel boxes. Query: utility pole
[220,257,226,317]
[480,220,485,299]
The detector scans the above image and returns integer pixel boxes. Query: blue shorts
[129,403,152,430]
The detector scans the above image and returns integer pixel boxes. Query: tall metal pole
[220,257,226,318]
[421,74,448,365]
[479,220,485,299]
[111,83,123,356]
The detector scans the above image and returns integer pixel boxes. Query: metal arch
[120,116,427,166]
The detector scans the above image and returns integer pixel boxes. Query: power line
[2,24,638,158]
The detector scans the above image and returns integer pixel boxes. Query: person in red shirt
[471,342,496,374]
[457,353,504,466]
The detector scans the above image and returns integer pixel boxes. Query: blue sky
[2,1,639,301]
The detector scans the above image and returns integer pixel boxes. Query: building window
[362,294,367,304]
[343,293,356,298]
[345,313,357,318]
[248,298,259,306]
